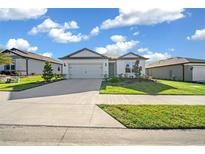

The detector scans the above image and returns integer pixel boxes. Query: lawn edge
[0,79,65,92]
[97,104,205,129]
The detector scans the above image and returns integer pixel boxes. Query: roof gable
[71,49,101,58]
[123,53,139,58]
[60,48,108,59]
[118,52,148,60]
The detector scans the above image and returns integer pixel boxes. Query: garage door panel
[193,66,205,82]
[69,63,103,78]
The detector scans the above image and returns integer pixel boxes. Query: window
[11,65,15,70]
[58,67,60,71]
[4,64,15,71]
[125,62,136,73]
[4,65,10,71]
[125,63,131,73]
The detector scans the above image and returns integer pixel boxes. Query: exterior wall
[0,65,4,71]
[116,59,146,77]
[62,59,108,79]
[28,59,62,75]
[146,65,183,81]
[184,65,193,81]
[15,58,27,75]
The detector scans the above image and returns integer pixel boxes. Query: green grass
[100,79,205,95]
[0,75,63,91]
[99,104,205,129]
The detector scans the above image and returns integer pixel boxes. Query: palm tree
[0,50,12,65]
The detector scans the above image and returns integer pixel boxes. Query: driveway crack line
[57,127,68,145]
[89,105,96,126]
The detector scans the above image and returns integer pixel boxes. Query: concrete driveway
[9,79,102,100]
[0,79,124,128]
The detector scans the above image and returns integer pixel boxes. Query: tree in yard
[42,61,53,82]
[0,51,12,65]
[133,60,142,79]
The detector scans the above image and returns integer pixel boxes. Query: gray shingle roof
[146,57,205,68]
[3,48,62,65]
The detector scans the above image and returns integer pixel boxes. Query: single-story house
[0,48,63,75]
[60,48,148,79]
[146,57,205,82]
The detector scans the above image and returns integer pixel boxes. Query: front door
[109,63,115,77]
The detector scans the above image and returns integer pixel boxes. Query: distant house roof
[3,48,62,65]
[146,57,205,68]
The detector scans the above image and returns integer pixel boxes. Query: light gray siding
[184,65,193,81]
[15,58,27,75]
[28,59,62,75]
[146,65,184,81]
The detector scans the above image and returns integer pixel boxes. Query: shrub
[53,73,64,80]
[42,62,53,82]
[107,77,123,83]
[133,60,142,79]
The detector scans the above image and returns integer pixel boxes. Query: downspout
[61,64,63,74]
[26,58,29,76]
[182,64,185,81]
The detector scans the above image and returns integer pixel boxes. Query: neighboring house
[60,48,148,79]
[0,48,63,75]
[146,57,205,82]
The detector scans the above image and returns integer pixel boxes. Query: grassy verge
[0,75,63,91]
[100,79,205,95]
[98,104,205,129]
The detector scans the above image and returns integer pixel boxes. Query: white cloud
[110,35,126,42]
[48,28,88,43]
[144,51,171,64]
[29,18,80,35]
[42,52,53,57]
[64,21,79,29]
[137,48,149,53]
[29,18,60,35]
[187,29,205,40]
[133,31,140,36]
[90,26,100,36]
[101,8,185,29]
[6,38,38,52]
[96,35,139,56]
[29,18,98,43]
[0,8,47,20]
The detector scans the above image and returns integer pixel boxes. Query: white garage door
[193,66,205,82]
[69,63,103,78]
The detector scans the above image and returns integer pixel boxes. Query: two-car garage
[60,48,108,79]
[68,63,103,78]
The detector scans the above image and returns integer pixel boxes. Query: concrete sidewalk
[0,102,124,128]
[0,125,205,145]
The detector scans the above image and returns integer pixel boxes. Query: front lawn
[0,75,63,91]
[99,104,205,129]
[100,79,205,95]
